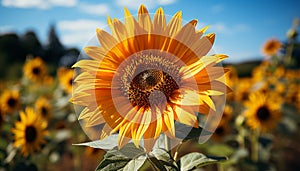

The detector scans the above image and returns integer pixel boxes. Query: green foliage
[179,152,227,171]
[94,143,227,171]
[96,143,145,171]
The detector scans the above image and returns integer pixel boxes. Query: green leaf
[96,143,146,171]
[179,152,227,171]
[147,156,168,171]
[73,134,118,150]
[175,122,212,141]
[151,148,179,171]
[96,153,130,171]
[206,144,235,156]
[123,156,147,171]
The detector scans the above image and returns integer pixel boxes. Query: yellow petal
[96,28,118,51]
[198,25,209,35]
[124,7,136,37]
[166,11,182,37]
[118,122,132,148]
[162,106,175,138]
[170,89,204,106]
[133,109,151,147]
[153,7,166,33]
[84,46,106,61]
[205,33,215,45]
[138,5,151,32]
[173,106,197,127]
[180,55,219,79]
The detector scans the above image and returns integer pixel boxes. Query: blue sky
[0,0,299,63]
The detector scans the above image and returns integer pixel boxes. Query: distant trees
[44,25,65,64]
[0,25,79,80]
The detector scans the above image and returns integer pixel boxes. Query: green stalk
[173,141,183,161]
[251,129,260,162]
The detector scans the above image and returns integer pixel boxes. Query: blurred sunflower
[224,66,238,89]
[12,107,48,157]
[35,97,52,120]
[212,120,230,142]
[234,78,252,101]
[57,68,74,94]
[244,92,281,132]
[0,90,20,114]
[222,105,233,121]
[84,146,105,161]
[262,39,282,56]
[72,5,229,151]
[23,57,47,82]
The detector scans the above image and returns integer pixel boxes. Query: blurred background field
[1,1,300,171]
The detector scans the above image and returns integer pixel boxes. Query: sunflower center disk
[128,69,179,109]
[41,107,48,116]
[25,126,38,143]
[32,67,41,75]
[7,98,17,108]
[256,106,270,121]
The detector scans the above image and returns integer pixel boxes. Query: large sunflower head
[57,67,74,94]
[72,5,229,152]
[23,57,47,82]
[0,90,20,114]
[12,107,48,157]
[35,97,52,120]
[244,92,281,132]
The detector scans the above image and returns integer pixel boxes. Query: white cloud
[211,4,224,14]
[57,19,105,47]
[157,0,176,5]
[209,23,251,35]
[79,3,109,16]
[1,0,77,9]
[0,25,14,34]
[116,0,177,10]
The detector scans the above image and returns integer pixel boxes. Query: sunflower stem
[173,141,183,161]
[146,155,161,171]
[251,129,260,162]
[217,163,225,171]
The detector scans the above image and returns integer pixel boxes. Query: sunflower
[261,39,282,56]
[72,5,229,152]
[57,68,74,94]
[84,146,105,161]
[12,107,48,157]
[35,97,52,120]
[212,120,230,142]
[224,66,238,88]
[244,92,281,132]
[0,90,20,114]
[222,105,233,121]
[234,78,252,102]
[23,57,47,82]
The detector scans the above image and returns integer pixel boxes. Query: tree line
[0,25,79,80]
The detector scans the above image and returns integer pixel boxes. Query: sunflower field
[0,5,300,171]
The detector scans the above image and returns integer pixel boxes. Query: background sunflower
[57,67,74,94]
[35,97,52,120]
[12,107,48,157]
[244,92,281,132]
[0,90,20,114]
[23,57,47,83]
